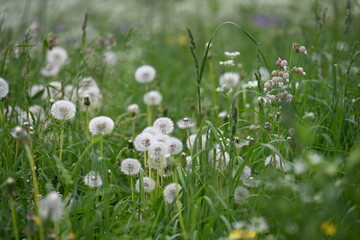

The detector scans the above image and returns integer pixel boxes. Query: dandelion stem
[146,105,152,126]
[186,129,192,156]
[85,108,89,138]
[9,198,19,240]
[25,144,44,240]
[130,175,135,202]
[59,122,65,162]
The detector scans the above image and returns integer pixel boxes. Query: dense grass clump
[1,0,360,239]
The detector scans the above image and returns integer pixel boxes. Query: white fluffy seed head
[187,134,207,150]
[168,137,183,155]
[120,158,142,175]
[150,156,168,170]
[29,105,46,123]
[149,141,168,160]
[153,117,174,134]
[134,132,153,152]
[51,100,76,120]
[177,117,194,129]
[103,51,117,66]
[0,77,9,99]
[84,171,103,188]
[127,104,139,115]
[135,177,155,193]
[142,126,162,135]
[208,149,230,170]
[163,183,182,204]
[78,77,102,111]
[219,72,240,89]
[234,186,249,204]
[89,116,114,135]
[143,90,162,106]
[46,46,68,66]
[135,65,156,83]
[29,84,45,98]
[39,191,64,221]
[265,154,291,172]
[42,81,62,100]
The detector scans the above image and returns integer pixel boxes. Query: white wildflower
[39,191,64,221]
[163,183,181,204]
[143,90,162,106]
[135,177,155,193]
[153,117,174,134]
[84,171,103,188]
[0,77,10,99]
[219,72,240,89]
[29,105,46,123]
[11,126,28,139]
[187,134,206,150]
[42,81,62,100]
[208,148,230,170]
[177,117,194,129]
[234,186,249,204]
[127,104,139,115]
[29,84,45,98]
[46,46,68,66]
[135,65,156,83]
[134,132,153,152]
[142,126,162,135]
[50,100,76,120]
[168,137,183,155]
[120,158,142,175]
[89,116,114,135]
[103,51,117,66]
[264,154,291,171]
[149,141,168,160]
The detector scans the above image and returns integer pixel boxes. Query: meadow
[0,0,360,239]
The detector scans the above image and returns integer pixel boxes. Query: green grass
[1,0,360,239]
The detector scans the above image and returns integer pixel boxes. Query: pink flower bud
[280,60,288,68]
[264,81,271,90]
[283,72,290,79]
[286,94,293,101]
[299,46,307,54]
[276,58,282,66]
[278,71,284,77]
[271,70,277,76]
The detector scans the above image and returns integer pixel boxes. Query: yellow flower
[229,229,257,239]
[320,219,337,237]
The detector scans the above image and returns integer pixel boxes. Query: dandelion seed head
[187,134,207,150]
[234,186,249,204]
[142,126,162,135]
[143,90,162,106]
[135,65,156,83]
[163,183,181,204]
[29,84,45,98]
[39,191,64,221]
[0,77,9,99]
[208,148,230,170]
[120,158,142,175]
[153,117,174,134]
[149,141,168,159]
[47,46,68,66]
[265,154,291,171]
[42,81,62,100]
[177,117,194,129]
[103,51,117,66]
[127,104,139,115]
[50,100,76,120]
[84,171,103,188]
[11,126,28,139]
[240,166,252,182]
[29,105,46,123]
[168,137,183,155]
[89,116,114,135]
[135,177,155,193]
[219,72,240,89]
[150,156,168,170]
[134,132,153,152]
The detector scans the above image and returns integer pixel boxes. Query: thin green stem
[130,175,135,202]
[59,123,65,162]
[10,198,19,240]
[100,136,104,158]
[25,144,44,240]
